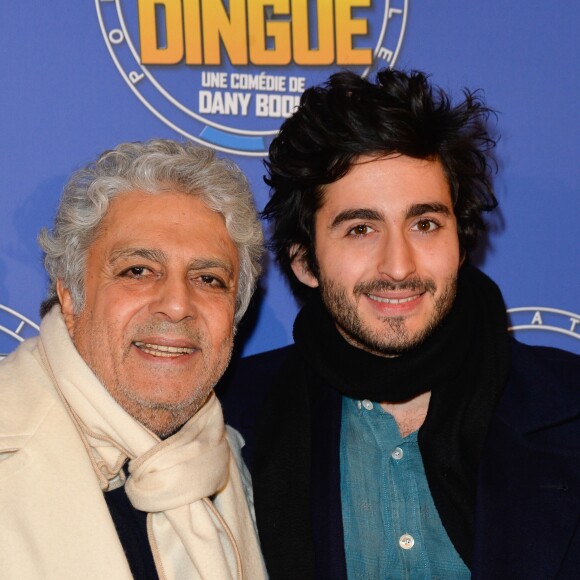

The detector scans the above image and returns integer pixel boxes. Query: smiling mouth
[367,294,422,305]
[133,342,196,358]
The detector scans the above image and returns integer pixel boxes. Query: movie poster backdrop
[1,1,578,360]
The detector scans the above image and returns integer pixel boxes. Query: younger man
[219,70,580,579]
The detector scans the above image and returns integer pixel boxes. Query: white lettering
[255,94,268,117]
[108,29,124,45]
[201,71,228,88]
[236,92,251,115]
[199,90,213,113]
[377,47,393,63]
[255,94,300,118]
[289,76,306,93]
[129,71,144,84]
[199,91,252,115]
[570,318,579,333]
[231,73,286,92]
[531,311,543,325]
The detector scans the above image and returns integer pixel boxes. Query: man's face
[292,155,461,356]
[59,190,239,437]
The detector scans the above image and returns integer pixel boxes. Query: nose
[150,274,196,322]
[377,231,416,281]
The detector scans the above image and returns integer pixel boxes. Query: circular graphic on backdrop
[508,306,580,350]
[96,0,408,156]
[0,304,39,361]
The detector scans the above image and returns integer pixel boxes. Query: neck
[380,391,431,437]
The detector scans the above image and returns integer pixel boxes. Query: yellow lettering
[292,0,334,65]
[183,0,202,64]
[138,0,184,64]
[202,0,248,65]
[335,0,372,65]
[137,0,374,67]
[248,0,291,65]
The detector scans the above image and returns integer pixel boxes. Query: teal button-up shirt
[340,396,470,579]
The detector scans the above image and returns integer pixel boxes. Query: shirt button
[399,534,415,550]
[391,447,404,460]
[362,399,374,411]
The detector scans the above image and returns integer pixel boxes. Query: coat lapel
[0,341,133,579]
[473,341,580,578]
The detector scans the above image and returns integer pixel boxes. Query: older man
[0,140,266,579]
[218,70,580,579]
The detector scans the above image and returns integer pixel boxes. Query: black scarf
[252,265,511,577]
[294,264,477,402]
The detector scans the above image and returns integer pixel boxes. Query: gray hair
[39,139,264,324]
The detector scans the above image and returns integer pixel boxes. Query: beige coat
[0,337,136,578]
[0,332,260,579]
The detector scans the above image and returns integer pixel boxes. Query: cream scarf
[38,307,265,580]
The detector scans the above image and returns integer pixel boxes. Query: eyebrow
[109,248,167,264]
[329,202,452,230]
[405,202,452,219]
[188,258,234,277]
[109,249,234,277]
[330,208,384,229]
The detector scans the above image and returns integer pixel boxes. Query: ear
[56,279,76,337]
[289,244,319,288]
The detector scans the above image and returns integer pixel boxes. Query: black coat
[217,339,580,579]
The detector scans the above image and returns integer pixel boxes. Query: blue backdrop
[1,0,578,359]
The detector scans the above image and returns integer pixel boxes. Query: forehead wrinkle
[330,208,384,230]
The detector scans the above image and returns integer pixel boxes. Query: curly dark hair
[263,68,498,296]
